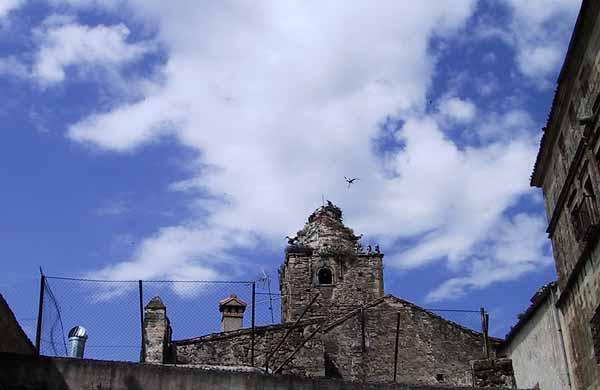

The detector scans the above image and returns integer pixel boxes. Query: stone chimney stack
[219,294,247,332]
[142,296,171,363]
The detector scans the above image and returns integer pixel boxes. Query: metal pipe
[35,273,46,356]
[480,307,490,358]
[265,293,320,372]
[251,282,256,367]
[393,312,400,383]
[139,280,144,362]
[67,326,88,358]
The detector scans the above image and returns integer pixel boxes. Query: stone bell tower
[279,202,384,322]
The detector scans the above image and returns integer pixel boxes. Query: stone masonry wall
[280,204,384,322]
[472,358,516,389]
[324,296,486,386]
[536,2,600,389]
[174,319,324,378]
[174,296,488,386]
[143,297,171,363]
[281,251,384,322]
[559,242,600,390]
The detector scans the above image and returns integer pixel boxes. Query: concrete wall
[0,293,35,355]
[0,352,493,390]
[502,289,570,390]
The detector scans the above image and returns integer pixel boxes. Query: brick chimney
[219,294,247,332]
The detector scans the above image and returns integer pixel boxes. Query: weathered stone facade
[142,296,171,364]
[148,203,504,386]
[175,319,325,378]
[172,294,490,385]
[530,2,600,389]
[471,359,516,389]
[321,295,487,385]
[280,203,384,322]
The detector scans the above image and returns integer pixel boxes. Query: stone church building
[143,203,507,386]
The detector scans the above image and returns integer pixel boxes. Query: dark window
[318,268,333,285]
[571,178,599,242]
[436,374,444,382]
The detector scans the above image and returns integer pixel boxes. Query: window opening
[318,268,333,285]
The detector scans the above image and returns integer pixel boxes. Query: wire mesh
[39,277,68,357]
[37,276,284,362]
[142,280,255,341]
[36,274,485,363]
[40,277,141,361]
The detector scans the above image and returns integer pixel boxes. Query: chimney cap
[68,326,88,339]
[219,294,247,311]
[145,296,166,310]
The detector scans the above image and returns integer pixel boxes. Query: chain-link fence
[35,273,488,368]
[35,274,281,362]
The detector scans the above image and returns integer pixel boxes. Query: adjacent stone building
[531,1,600,389]
[0,293,35,355]
[500,283,571,390]
[144,203,511,386]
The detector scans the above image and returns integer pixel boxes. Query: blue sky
[0,0,582,351]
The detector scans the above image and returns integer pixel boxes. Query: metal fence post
[139,280,145,362]
[393,312,400,383]
[251,281,256,367]
[480,307,490,359]
[35,272,46,356]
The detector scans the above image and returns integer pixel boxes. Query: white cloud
[0,0,23,20]
[381,117,538,270]
[89,225,256,282]
[37,1,555,300]
[94,198,129,216]
[500,0,581,87]
[0,56,28,78]
[32,20,154,85]
[425,213,552,302]
[438,96,476,122]
[477,109,535,142]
